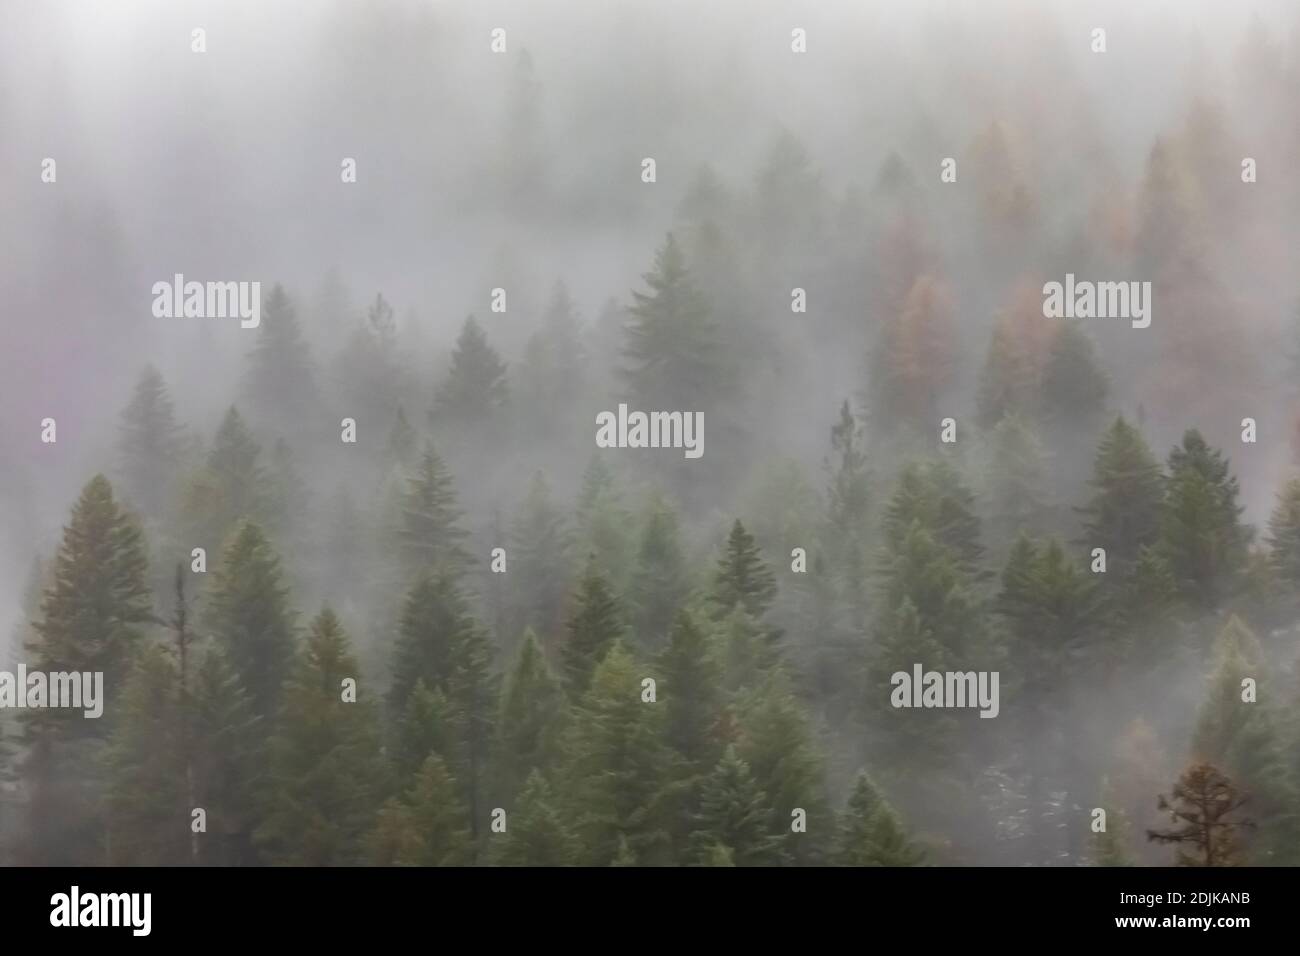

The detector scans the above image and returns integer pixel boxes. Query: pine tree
[441,607,497,846]
[563,561,625,696]
[621,233,729,411]
[497,630,565,796]
[709,519,778,624]
[491,770,579,866]
[572,456,633,589]
[392,678,452,782]
[368,754,472,866]
[564,643,672,865]
[508,472,570,644]
[257,609,386,865]
[1147,763,1253,866]
[1160,430,1251,609]
[882,461,986,581]
[395,444,472,584]
[116,364,185,514]
[690,745,785,866]
[203,520,297,719]
[981,413,1050,557]
[628,494,690,647]
[388,571,477,718]
[432,315,508,425]
[184,407,268,555]
[1075,417,1164,574]
[838,772,925,866]
[658,610,722,768]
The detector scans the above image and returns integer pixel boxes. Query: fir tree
[491,770,579,866]
[497,630,565,796]
[621,233,729,411]
[388,571,477,717]
[368,754,472,866]
[838,772,925,866]
[690,745,785,866]
[203,520,297,719]
[395,444,471,583]
[245,283,319,433]
[1076,417,1164,574]
[257,609,386,865]
[658,610,722,768]
[628,494,690,647]
[391,678,452,782]
[1159,430,1251,609]
[184,406,268,555]
[709,519,778,624]
[432,315,508,425]
[1265,477,1300,591]
[116,364,185,514]
[1039,322,1109,427]
[508,472,570,644]
[563,561,625,696]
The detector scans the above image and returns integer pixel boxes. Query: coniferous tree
[257,609,385,865]
[628,494,690,647]
[838,771,925,866]
[562,561,625,697]
[204,520,297,719]
[508,472,570,645]
[709,519,778,624]
[1039,322,1109,428]
[116,364,185,514]
[497,630,565,796]
[689,745,785,866]
[1147,763,1253,867]
[1076,417,1165,574]
[245,284,319,433]
[621,233,729,411]
[388,571,477,718]
[432,315,508,426]
[572,456,633,590]
[564,643,672,865]
[658,610,722,769]
[491,770,579,866]
[1265,477,1300,595]
[368,754,472,866]
[395,444,471,584]
[1159,430,1251,609]
[183,407,269,556]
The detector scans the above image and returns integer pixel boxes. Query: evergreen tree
[628,494,690,647]
[981,413,1051,556]
[882,461,986,581]
[658,610,722,768]
[392,678,452,782]
[203,520,297,718]
[385,406,418,470]
[368,754,472,866]
[395,444,472,583]
[245,283,319,433]
[1076,417,1164,574]
[621,233,729,411]
[690,745,785,866]
[564,643,672,865]
[1160,430,1251,609]
[1039,322,1109,427]
[517,281,587,417]
[1147,763,1253,867]
[838,772,925,866]
[491,770,579,866]
[563,561,625,697]
[1265,477,1300,593]
[183,407,269,555]
[572,456,633,589]
[257,609,385,865]
[709,519,778,624]
[508,472,570,644]
[497,630,565,796]
[432,315,508,425]
[388,571,477,718]
[823,400,873,625]
[116,364,185,514]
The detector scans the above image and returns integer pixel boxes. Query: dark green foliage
[838,772,925,866]
[690,745,785,866]
[562,562,625,697]
[432,315,508,425]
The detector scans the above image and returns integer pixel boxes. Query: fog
[2,0,1299,866]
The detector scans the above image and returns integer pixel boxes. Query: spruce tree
[116,364,185,514]
[628,494,690,647]
[572,456,633,590]
[368,754,472,866]
[184,406,268,555]
[621,232,728,411]
[564,643,672,865]
[257,609,385,865]
[1160,429,1251,609]
[562,561,625,697]
[392,678,452,782]
[1039,322,1108,427]
[690,745,785,866]
[1265,477,1300,592]
[1076,417,1164,574]
[432,315,508,425]
[508,472,570,644]
[497,630,565,796]
[658,610,722,768]
[837,772,925,866]
[388,571,477,718]
[491,770,579,866]
[245,283,319,433]
[395,444,471,584]
[203,520,297,719]
[709,519,778,623]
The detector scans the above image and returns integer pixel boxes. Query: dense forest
[2,0,1300,866]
